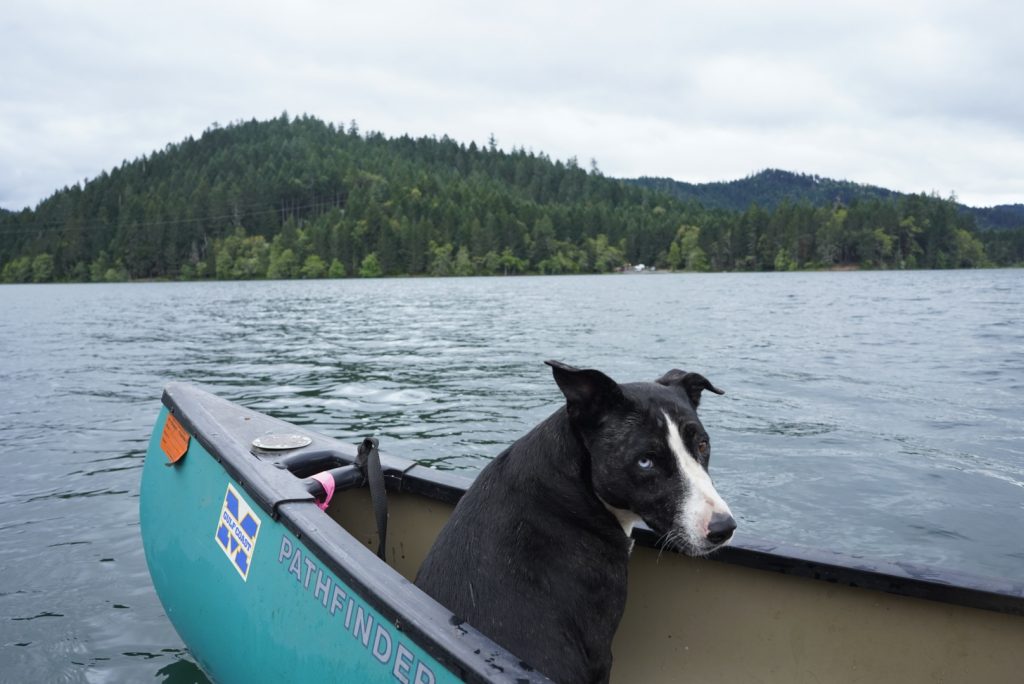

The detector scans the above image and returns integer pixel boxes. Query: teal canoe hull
[142,408,456,682]
[141,385,542,683]
[141,383,1024,683]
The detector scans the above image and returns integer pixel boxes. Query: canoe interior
[332,488,1024,684]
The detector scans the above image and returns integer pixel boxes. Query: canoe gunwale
[392,451,1024,618]
[398,477,1024,618]
[702,535,1024,617]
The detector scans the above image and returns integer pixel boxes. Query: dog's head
[546,360,736,556]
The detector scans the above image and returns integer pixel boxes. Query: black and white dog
[415,361,736,684]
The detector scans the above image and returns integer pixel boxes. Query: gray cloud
[2,0,1022,209]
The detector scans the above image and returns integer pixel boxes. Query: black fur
[415,361,729,684]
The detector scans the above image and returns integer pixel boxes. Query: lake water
[1,271,1022,681]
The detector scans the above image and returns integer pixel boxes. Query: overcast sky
[2,0,1022,210]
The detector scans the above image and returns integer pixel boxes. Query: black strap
[357,437,388,561]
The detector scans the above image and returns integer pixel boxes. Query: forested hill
[631,170,1024,231]
[1,114,1022,283]
[633,170,897,213]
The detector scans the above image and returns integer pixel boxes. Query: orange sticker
[160,412,190,463]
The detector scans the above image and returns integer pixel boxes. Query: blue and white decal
[215,483,262,581]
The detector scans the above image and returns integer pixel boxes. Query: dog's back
[416,409,631,683]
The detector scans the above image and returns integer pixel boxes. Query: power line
[0,198,346,237]
[4,192,274,230]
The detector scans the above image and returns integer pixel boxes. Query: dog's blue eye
[637,457,653,470]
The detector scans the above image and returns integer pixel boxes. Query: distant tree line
[633,170,898,214]
[632,170,1024,231]
[2,114,1022,284]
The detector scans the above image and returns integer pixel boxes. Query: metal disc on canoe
[251,433,312,450]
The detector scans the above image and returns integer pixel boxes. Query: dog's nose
[706,512,736,544]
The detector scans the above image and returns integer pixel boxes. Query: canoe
[141,383,1024,683]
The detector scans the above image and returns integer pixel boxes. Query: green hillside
[631,170,1024,232]
[2,114,1022,283]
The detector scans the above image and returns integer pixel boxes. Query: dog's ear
[546,360,623,423]
[657,369,724,409]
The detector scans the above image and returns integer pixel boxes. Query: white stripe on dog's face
[664,411,733,550]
